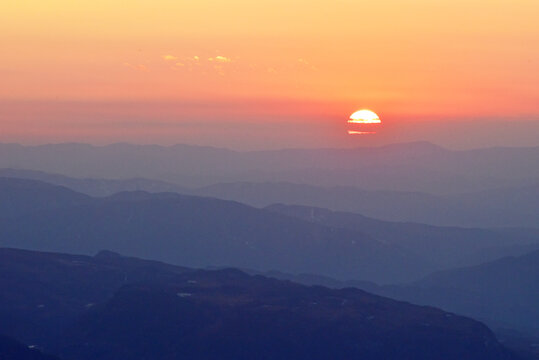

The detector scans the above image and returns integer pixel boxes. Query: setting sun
[348,109,381,135]
[348,110,381,124]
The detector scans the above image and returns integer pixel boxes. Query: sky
[1,0,538,149]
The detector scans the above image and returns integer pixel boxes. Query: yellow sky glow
[0,0,538,146]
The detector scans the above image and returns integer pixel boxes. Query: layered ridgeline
[0,142,537,194]
[2,167,538,228]
[192,181,539,229]
[1,178,537,283]
[264,204,539,268]
[0,168,188,197]
[0,248,518,360]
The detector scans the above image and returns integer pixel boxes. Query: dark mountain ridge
[252,250,539,358]
[0,247,519,360]
[0,335,59,360]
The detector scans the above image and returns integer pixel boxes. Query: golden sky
[1,0,538,147]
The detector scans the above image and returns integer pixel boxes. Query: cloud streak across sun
[347,119,382,124]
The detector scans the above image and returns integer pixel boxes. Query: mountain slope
[376,250,539,336]
[0,179,429,283]
[2,178,536,283]
[0,335,59,360]
[0,248,518,360]
[0,248,191,346]
[254,250,539,336]
[0,177,92,218]
[265,204,539,268]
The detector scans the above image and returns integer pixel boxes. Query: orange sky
[1,0,538,148]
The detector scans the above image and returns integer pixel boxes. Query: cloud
[297,58,318,71]
[347,119,381,124]
[208,55,231,63]
[162,54,178,61]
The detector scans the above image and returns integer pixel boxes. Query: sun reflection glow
[347,130,376,135]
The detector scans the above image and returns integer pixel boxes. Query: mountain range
[1,167,538,228]
[1,142,537,194]
[1,177,537,283]
[193,181,539,228]
[0,178,423,283]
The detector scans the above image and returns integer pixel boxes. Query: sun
[348,109,381,124]
[347,109,381,135]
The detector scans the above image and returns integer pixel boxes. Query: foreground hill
[255,251,539,358]
[0,248,518,360]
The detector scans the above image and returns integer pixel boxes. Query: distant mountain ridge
[0,168,187,197]
[264,204,539,267]
[2,168,538,228]
[195,181,539,228]
[1,141,537,193]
